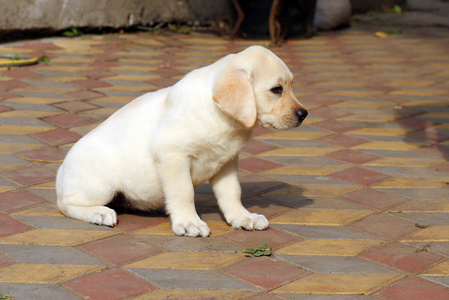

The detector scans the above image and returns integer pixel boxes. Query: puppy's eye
[270,86,283,94]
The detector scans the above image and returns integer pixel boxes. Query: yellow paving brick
[389,89,448,96]
[0,229,120,246]
[255,131,331,140]
[134,221,233,236]
[4,97,69,104]
[374,177,448,189]
[0,186,15,193]
[135,289,256,300]
[0,125,56,135]
[277,239,385,256]
[421,260,449,276]
[353,141,428,151]
[386,80,434,87]
[266,184,360,198]
[41,65,90,72]
[0,110,62,118]
[81,107,119,116]
[0,143,42,154]
[94,86,153,92]
[305,64,352,70]
[0,163,26,172]
[365,157,443,167]
[329,100,390,108]
[258,147,339,157]
[346,128,414,136]
[0,263,104,284]
[270,209,373,226]
[30,180,56,189]
[109,65,159,72]
[271,273,403,295]
[325,90,381,97]
[360,57,402,63]
[401,226,449,242]
[263,165,348,175]
[313,72,358,78]
[12,203,63,217]
[105,74,159,81]
[338,114,400,122]
[402,100,448,107]
[90,96,134,104]
[124,251,244,270]
[419,112,449,119]
[13,85,79,94]
[118,58,165,65]
[389,200,449,213]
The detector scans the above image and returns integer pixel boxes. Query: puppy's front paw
[172,218,211,237]
[228,212,269,231]
[87,206,117,227]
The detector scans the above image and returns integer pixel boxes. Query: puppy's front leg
[158,154,210,237]
[210,158,269,231]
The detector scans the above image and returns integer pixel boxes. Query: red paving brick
[43,113,94,128]
[16,146,67,162]
[243,139,279,155]
[341,188,410,210]
[0,190,47,212]
[329,166,391,186]
[64,268,156,300]
[312,119,359,133]
[31,128,83,146]
[375,276,449,300]
[238,157,283,173]
[0,165,56,186]
[0,214,32,238]
[80,234,161,266]
[325,149,380,164]
[221,256,308,290]
[362,242,445,274]
[350,214,420,241]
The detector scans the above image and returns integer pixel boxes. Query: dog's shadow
[108,181,311,223]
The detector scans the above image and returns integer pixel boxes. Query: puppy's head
[212,45,307,129]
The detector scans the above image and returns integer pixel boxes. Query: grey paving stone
[422,276,449,288]
[279,295,378,299]
[263,156,349,166]
[405,242,449,257]
[259,139,336,148]
[378,188,449,201]
[28,188,57,202]
[366,166,449,178]
[265,195,368,210]
[0,283,79,300]
[13,215,119,231]
[3,102,63,111]
[126,268,255,290]
[362,149,438,158]
[0,117,57,127]
[391,212,449,226]
[273,225,382,240]
[136,235,242,252]
[278,255,399,274]
[265,174,357,186]
[0,244,107,265]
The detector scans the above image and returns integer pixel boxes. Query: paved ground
[0,23,449,300]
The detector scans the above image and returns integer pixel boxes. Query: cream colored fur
[56,46,307,237]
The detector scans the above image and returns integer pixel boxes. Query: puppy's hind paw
[88,206,118,227]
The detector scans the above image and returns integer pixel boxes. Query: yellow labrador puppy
[56,46,307,237]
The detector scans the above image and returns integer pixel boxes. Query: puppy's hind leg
[57,189,118,227]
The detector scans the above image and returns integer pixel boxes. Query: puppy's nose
[296,108,308,122]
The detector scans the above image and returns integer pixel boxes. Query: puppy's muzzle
[295,108,308,123]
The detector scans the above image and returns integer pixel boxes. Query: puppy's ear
[212,69,257,128]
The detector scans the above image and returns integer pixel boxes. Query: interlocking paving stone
[64,268,155,300]
[0,25,449,298]
[221,256,308,290]
[127,268,255,290]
